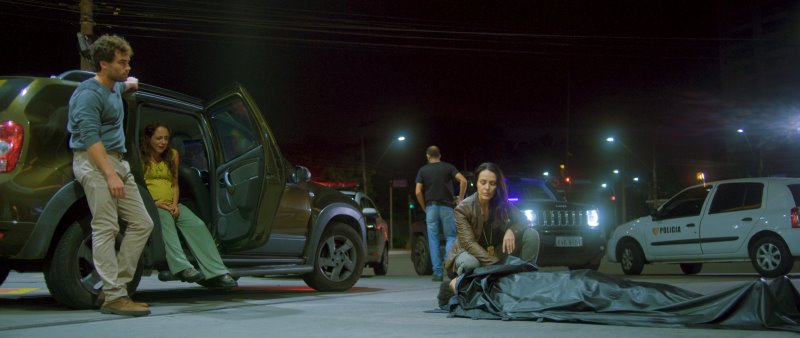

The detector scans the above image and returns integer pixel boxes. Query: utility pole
[360,137,368,194]
[79,0,94,70]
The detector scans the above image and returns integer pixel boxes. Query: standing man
[68,34,153,317]
[415,145,467,281]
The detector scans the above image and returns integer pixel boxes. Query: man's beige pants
[73,151,154,302]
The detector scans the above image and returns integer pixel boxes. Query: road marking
[0,288,39,295]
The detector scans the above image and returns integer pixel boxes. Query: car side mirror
[650,209,660,220]
[291,166,311,184]
[362,207,377,216]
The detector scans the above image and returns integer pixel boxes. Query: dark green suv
[0,71,367,308]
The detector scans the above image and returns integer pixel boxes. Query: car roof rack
[54,70,95,82]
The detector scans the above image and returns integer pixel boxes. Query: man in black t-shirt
[415,145,467,281]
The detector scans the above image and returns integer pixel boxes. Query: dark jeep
[410,176,605,274]
[0,71,367,308]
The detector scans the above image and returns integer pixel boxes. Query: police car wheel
[618,240,644,275]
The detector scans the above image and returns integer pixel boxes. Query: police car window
[209,98,257,162]
[708,183,763,214]
[659,186,711,219]
[788,184,800,206]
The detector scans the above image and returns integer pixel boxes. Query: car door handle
[220,171,235,194]
[741,217,753,222]
[686,223,696,227]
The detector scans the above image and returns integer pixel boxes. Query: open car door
[204,84,285,250]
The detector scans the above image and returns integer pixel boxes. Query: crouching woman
[444,162,540,279]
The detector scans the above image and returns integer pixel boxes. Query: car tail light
[0,121,24,173]
[792,207,800,229]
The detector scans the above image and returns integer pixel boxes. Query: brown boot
[97,290,148,308]
[100,297,150,316]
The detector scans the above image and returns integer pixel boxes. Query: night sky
[2,1,791,199]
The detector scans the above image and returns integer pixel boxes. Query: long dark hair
[474,162,510,228]
[140,122,176,177]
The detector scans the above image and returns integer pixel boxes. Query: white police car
[607,177,800,277]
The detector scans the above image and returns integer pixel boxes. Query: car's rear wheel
[44,218,142,309]
[679,263,703,275]
[373,245,389,276]
[750,235,793,278]
[0,261,9,286]
[618,240,645,275]
[303,223,364,291]
[411,235,433,275]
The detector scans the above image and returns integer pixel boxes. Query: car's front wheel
[679,263,702,275]
[568,256,602,271]
[303,223,364,291]
[373,245,389,276]
[618,240,645,275]
[750,235,793,278]
[411,235,433,275]
[44,218,142,309]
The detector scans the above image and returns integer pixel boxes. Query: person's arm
[455,172,467,204]
[455,205,499,266]
[73,89,125,198]
[170,149,181,218]
[123,77,139,92]
[415,183,426,212]
[86,141,125,198]
[503,205,531,254]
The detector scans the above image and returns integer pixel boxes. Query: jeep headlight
[523,209,536,226]
[587,209,599,227]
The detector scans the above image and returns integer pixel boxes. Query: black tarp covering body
[448,257,800,332]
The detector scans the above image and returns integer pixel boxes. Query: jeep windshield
[506,177,566,202]
[0,78,34,112]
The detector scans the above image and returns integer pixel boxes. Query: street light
[375,136,406,168]
[736,128,762,176]
[361,135,406,193]
[606,136,657,222]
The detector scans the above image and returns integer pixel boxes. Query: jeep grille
[530,210,590,227]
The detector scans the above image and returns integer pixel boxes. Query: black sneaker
[437,281,455,308]
[204,274,238,289]
[431,275,443,282]
[177,268,204,283]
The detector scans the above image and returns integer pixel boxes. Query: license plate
[556,236,583,247]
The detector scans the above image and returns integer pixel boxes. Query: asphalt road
[0,251,798,338]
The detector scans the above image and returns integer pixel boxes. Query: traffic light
[409,202,414,209]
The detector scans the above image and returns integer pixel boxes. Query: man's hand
[502,229,516,254]
[106,173,126,198]
[125,77,139,92]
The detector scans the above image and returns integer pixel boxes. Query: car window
[362,197,376,212]
[137,105,207,170]
[787,184,800,206]
[507,179,554,201]
[708,182,763,214]
[0,78,33,111]
[209,98,258,163]
[24,84,74,159]
[659,186,711,219]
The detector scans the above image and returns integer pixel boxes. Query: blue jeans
[426,205,456,277]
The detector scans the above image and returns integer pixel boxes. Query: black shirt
[416,161,459,204]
